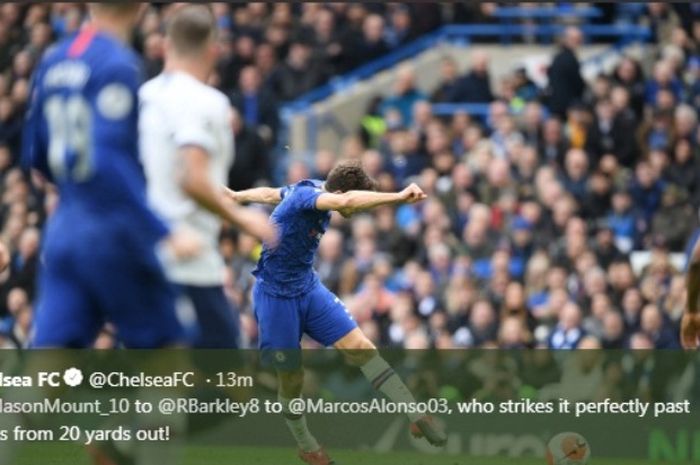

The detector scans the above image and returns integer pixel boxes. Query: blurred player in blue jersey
[22,3,199,349]
[226,160,446,465]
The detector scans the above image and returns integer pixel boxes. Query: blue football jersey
[24,27,184,349]
[22,27,168,247]
[253,179,331,297]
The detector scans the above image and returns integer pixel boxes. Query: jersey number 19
[44,95,93,182]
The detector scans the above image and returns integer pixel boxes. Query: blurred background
[0,2,699,350]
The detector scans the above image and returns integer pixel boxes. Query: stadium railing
[491,5,602,20]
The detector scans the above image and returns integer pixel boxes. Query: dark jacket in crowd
[448,71,493,103]
[547,46,585,117]
[229,89,279,142]
[666,160,700,207]
[587,112,638,168]
[228,124,269,191]
[340,34,390,72]
[267,61,327,102]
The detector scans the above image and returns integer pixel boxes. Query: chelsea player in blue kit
[22,3,199,349]
[226,160,446,465]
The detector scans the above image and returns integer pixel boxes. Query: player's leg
[86,243,185,348]
[174,285,249,440]
[84,246,187,465]
[32,252,104,348]
[277,368,327,460]
[333,328,445,445]
[181,284,240,348]
[253,284,326,462]
[304,285,447,447]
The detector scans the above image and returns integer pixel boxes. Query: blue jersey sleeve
[280,185,291,200]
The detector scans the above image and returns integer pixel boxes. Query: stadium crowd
[0,3,699,350]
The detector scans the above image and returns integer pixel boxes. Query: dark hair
[166,4,216,55]
[325,160,377,193]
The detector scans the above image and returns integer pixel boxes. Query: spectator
[539,117,569,168]
[0,97,21,154]
[344,13,389,71]
[512,67,539,104]
[666,138,700,206]
[359,97,387,149]
[316,228,344,294]
[431,56,460,103]
[548,302,585,349]
[230,65,279,145]
[499,315,531,349]
[547,26,585,118]
[611,57,646,119]
[607,189,639,254]
[267,39,327,102]
[673,103,697,142]
[449,49,493,103]
[601,311,627,349]
[380,64,427,127]
[142,32,164,79]
[385,5,417,48]
[560,148,589,202]
[588,98,637,169]
[645,59,683,106]
[651,185,696,251]
[309,8,342,75]
[227,107,269,191]
[8,227,39,300]
[640,303,680,349]
[460,299,495,347]
[630,161,665,226]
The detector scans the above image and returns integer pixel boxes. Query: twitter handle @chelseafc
[0,370,254,389]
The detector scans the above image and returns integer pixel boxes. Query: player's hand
[164,228,203,261]
[247,211,279,248]
[400,183,427,204]
[681,313,700,349]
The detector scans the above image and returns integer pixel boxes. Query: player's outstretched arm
[682,238,700,349]
[316,183,427,216]
[180,146,277,245]
[223,186,282,205]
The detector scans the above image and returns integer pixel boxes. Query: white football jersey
[139,71,234,285]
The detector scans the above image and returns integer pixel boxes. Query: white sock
[279,395,320,452]
[360,354,421,422]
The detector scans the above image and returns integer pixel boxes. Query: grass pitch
[15,444,694,465]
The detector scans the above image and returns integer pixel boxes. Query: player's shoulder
[97,40,141,78]
[142,72,228,115]
[34,34,78,78]
[198,79,229,107]
[139,73,166,99]
[34,36,92,92]
[192,80,230,117]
